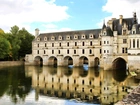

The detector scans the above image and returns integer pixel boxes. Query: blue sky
[0,0,140,34]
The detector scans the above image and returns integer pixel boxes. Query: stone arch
[112,57,127,70]
[79,56,88,66]
[112,57,127,82]
[94,57,100,67]
[64,56,73,66]
[48,56,57,67]
[34,56,43,66]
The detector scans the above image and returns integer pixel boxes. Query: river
[0,65,139,105]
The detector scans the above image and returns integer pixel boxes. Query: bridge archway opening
[112,57,127,82]
[48,56,57,67]
[79,56,88,66]
[94,57,100,67]
[64,56,73,66]
[34,56,43,66]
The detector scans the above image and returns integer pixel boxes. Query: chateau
[25,12,140,70]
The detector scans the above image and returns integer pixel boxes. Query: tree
[0,29,11,60]
[18,28,34,59]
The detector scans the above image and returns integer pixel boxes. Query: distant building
[25,12,140,70]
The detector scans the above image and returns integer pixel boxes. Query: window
[122,47,127,53]
[82,88,84,92]
[89,81,92,85]
[44,37,47,41]
[89,49,92,54]
[74,79,76,84]
[107,41,109,44]
[90,89,92,93]
[132,31,136,34]
[75,42,77,46]
[59,36,62,40]
[74,35,78,39]
[82,34,85,39]
[104,50,106,53]
[38,44,39,47]
[58,50,60,54]
[67,42,69,46]
[67,50,69,54]
[52,50,54,54]
[51,36,55,40]
[37,37,40,41]
[82,49,85,54]
[67,79,69,84]
[100,49,102,54]
[104,41,106,44]
[137,39,139,48]
[123,39,127,43]
[89,34,93,38]
[123,30,126,35]
[75,87,77,91]
[90,41,92,46]
[100,41,102,45]
[66,35,70,40]
[37,50,39,54]
[133,39,135,48]
[45,43,47,47]
[74,50,76,54]
[52,78,54,82]
[44,50,45,54]
[82,80,84,85]
[52,43,54,47]
[59,43,61,47]
[82,42,85,46]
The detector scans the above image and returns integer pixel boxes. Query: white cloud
[97,0,140,28]
[0,0,70,33]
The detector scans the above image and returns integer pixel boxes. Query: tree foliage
[0,25,34,61]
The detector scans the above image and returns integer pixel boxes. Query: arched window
[75,42,77,46]
[67,50,69,54]
[67,42,69,46]
[74,50,76,54]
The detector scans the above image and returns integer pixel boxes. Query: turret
[35,28,39,38]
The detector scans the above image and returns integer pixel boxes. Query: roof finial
[133,11,137,24]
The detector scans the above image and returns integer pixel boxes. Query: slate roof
[33,29,101,42]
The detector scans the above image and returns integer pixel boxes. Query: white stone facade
[25,12,140,70]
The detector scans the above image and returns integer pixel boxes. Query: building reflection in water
[25,66,139,105]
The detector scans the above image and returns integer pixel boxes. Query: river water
[0,65,139,105]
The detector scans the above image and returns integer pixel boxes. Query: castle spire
[102,19,106,29]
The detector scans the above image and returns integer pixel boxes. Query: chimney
[35,28,39,38]
[119,15,123,25]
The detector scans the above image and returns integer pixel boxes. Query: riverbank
[0,61,24,66]
[115,84,140,105]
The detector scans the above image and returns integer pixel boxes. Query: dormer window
[37,37,40,41]
[81,34,85,39]
[51,36,55,40]
[103,31,106,35]
[44,37,47,41]
[132,31,136,34]
[89,34,93,38]
[123,30,126,35]
[59,36,62,40]
[74,35,78,39]
[66,35,70,40]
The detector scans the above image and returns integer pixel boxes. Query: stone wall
[0,61,24,66]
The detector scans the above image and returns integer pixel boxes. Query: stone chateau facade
[25,12,140,70]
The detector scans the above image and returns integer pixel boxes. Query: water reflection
[25,66,139,105]
[0,66,139,105]
[0,66,31,104]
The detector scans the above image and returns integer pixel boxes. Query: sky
[0,0,140,35]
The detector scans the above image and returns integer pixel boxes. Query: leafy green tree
[18,28,34,59]
[0,29,11,60]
